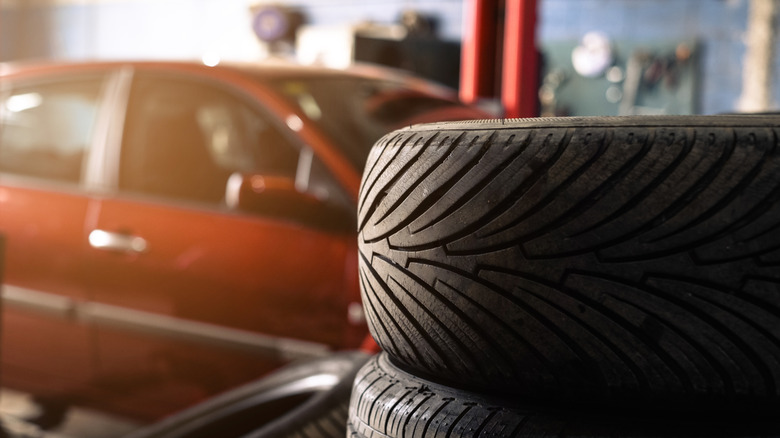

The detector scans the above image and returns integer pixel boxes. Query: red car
[0,60,487,422]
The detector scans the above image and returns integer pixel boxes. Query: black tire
[124,352,370,438]
[357,116,780,409]
[348,353,780,438]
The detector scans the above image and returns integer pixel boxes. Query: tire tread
[357,116,780,405]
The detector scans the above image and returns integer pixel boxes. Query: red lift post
[502,0,538,118]
[460,0,539,118]
[459,0,499,104]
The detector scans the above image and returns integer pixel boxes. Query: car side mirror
[225,172,355,234]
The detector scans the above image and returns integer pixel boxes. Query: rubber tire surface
[125,352,370,438]
[348,353,780,438]
[357,115,780,409]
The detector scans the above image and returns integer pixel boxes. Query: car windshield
[265,76,473,170]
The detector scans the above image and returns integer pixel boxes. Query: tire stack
[349,116,780,437]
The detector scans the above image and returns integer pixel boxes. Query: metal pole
[459,0,499,104]
[501,0,538,118]
[738,0,777,112]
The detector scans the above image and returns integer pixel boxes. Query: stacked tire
[349,116,780,437]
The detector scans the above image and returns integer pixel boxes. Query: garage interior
[1,0,777,116]
[0,1,779,437]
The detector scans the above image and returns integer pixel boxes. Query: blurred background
[0,0,777,117]
[1,0,778,436]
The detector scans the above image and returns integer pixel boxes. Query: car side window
[119,74,299,205]
[0,76,105,183]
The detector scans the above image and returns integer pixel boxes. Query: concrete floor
[0,389,141,438]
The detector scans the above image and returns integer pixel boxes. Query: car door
[0,71,110,396]
[85,71,358,417]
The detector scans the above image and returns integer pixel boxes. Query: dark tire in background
[347,353,780,438]
[125,352,370,438]
[357,116,780,410]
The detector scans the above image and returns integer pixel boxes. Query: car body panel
[87,197,354,343]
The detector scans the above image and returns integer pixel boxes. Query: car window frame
[107,67,352,213]
[0,69,118,192]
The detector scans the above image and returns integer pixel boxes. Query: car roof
[0,58,455,96]
[0,58,339,75]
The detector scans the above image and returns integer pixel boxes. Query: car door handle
[89,229,148,254]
